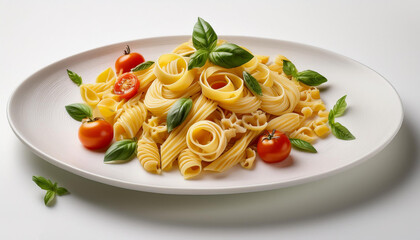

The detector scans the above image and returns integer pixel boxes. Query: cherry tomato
[78,118,113,150]
[257,129,291,163]
[113,72,140,99]
[115,45,145,74]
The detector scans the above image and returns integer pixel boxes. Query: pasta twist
[137,124,161,174]
[186,120,227,162]
[114,101,148,140]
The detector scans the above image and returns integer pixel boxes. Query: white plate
[7,36,403,195]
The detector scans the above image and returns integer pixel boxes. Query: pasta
[75,39,332,179]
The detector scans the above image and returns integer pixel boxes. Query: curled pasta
[240,148,257,169]
[186,120,227,162]
[154,53,195,92]
[178,148,202,179]
[114,101,148,140]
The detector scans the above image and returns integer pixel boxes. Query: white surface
[8,35,403,194]
[1,0,419,239]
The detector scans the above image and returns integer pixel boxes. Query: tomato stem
[262,129,280,141]
[124,45,131,55]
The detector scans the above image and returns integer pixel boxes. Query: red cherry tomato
[78,118,113,150]
[115,45,145,74]
[113,72,140,99]
[257,130,291,163]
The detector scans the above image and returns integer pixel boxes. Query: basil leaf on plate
[332,95,347,118]
[331,122,355,140]
[243,71,262,96]
[167,98,193,133]
[289,138,317,153]
[131,61,155,72]
[65,103,92,121]
[282,60,298,77]
[296,70,327,86]
[192,17,218,51]
[104,139,137,164]
[188,49,209,70]
[67,69,82,86]
[209,43,254,68]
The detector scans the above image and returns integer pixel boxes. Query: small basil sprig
[243,71,262,96]
[131,61,155,72]
[188,18,254,70]
[167,98,193,132]
[289,138,317,153]
[65,103,92,121]
[32,176,69,206]
[282,60,327,86]
[67,69,82,86]
[104,139,137,163]
[328,95,355,140]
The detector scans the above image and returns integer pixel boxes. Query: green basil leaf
[282,60,298,77]
[289,138,317,153]
[131,61,155,72]
[332,95,347,118]
[56,187,70,196]
[188,49,209,70]
[331,122,355,140]
[209,43,254,69]
[243,71,262,96]
[192,17,218,51]
[328,110,335,125]
[167,98,193,132]
[32,176,54,191]
[67,69,82,86]
[65,103,92,121]
[296,70,327,86]
[44,190,56,206]
[104,139,137,163]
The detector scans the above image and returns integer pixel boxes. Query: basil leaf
[331,122,355,140]
[282,60,298,77]
[65,103,92,121]
[209,43,254,69]
[56,187,70,196]
[192,17,218,51]
[289,138,317,153]
[44,190,56,206]
[104,139,137,163]
[332,95,347,118]
[188,49,209,70]
[296,70,327,86]
[328,110,335,125]
[131,61,154,72]
[67,69,82,86]
[243,71,262,96]
[167,98,193,133]
[32,176,54,191]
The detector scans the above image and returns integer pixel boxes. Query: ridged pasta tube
[137,123,161,174]
[114,101,148,140]
[178,149,202,179]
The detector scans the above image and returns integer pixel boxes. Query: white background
[1,0,419,239]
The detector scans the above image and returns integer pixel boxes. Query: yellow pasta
[76,33,335,180]
[178,149,202,179]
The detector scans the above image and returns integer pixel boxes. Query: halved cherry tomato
[115,45,145,74]
[113,72,140,99]
[78,118,113,150]
[257,129,291,163]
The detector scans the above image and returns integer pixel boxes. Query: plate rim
[7,35,404,195]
